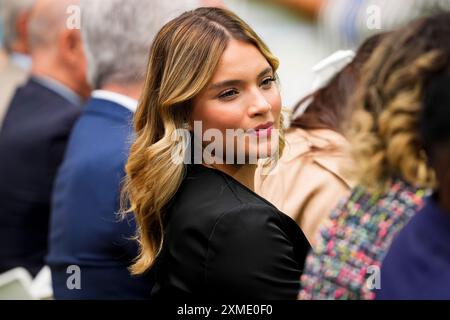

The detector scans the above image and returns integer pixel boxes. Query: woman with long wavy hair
[121,7,310,299]
[299,12,450,300]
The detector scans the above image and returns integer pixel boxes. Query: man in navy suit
[0,0,90,276]
[46,0,192,299]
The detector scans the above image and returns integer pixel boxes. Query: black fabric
[151,164,310,300]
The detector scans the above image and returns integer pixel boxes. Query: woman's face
[191,39,282,164]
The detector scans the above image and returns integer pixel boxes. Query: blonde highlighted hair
[121,7,281,274]
[349,13,450,193]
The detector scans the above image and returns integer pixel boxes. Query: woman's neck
[207,163,257,191]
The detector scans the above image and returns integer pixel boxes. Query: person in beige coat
[256,33,386,246]
[257,127,353,245]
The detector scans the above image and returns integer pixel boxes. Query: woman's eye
[261,77,275,88]
[218,89,238,100]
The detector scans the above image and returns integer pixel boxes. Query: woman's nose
[247,90,271,117]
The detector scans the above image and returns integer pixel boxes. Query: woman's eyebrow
[207,67,273,91]
[208,79,243,91]
[257,67,273,78]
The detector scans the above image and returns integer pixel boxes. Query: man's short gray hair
[81,0,198,89]
[0,0,35,52]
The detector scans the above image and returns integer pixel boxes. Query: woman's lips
[247,122,274,137]
[255,126,272,137]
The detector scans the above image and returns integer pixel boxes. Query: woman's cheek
[215,104,247,129]
[273,87,282,109]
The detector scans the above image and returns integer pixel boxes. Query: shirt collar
[32,75,82,107]
[91,90,138,113]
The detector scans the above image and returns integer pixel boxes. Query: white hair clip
[293,50,355,119]
[311,50,356,90]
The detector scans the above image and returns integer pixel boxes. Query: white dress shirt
[91,90,138,113]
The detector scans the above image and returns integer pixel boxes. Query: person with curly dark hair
[377,70,450,300]
[299,12,450,300]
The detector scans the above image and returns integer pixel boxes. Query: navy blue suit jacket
[47,97,153,299]
[0,77,82,276]
[377,195,450,300]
